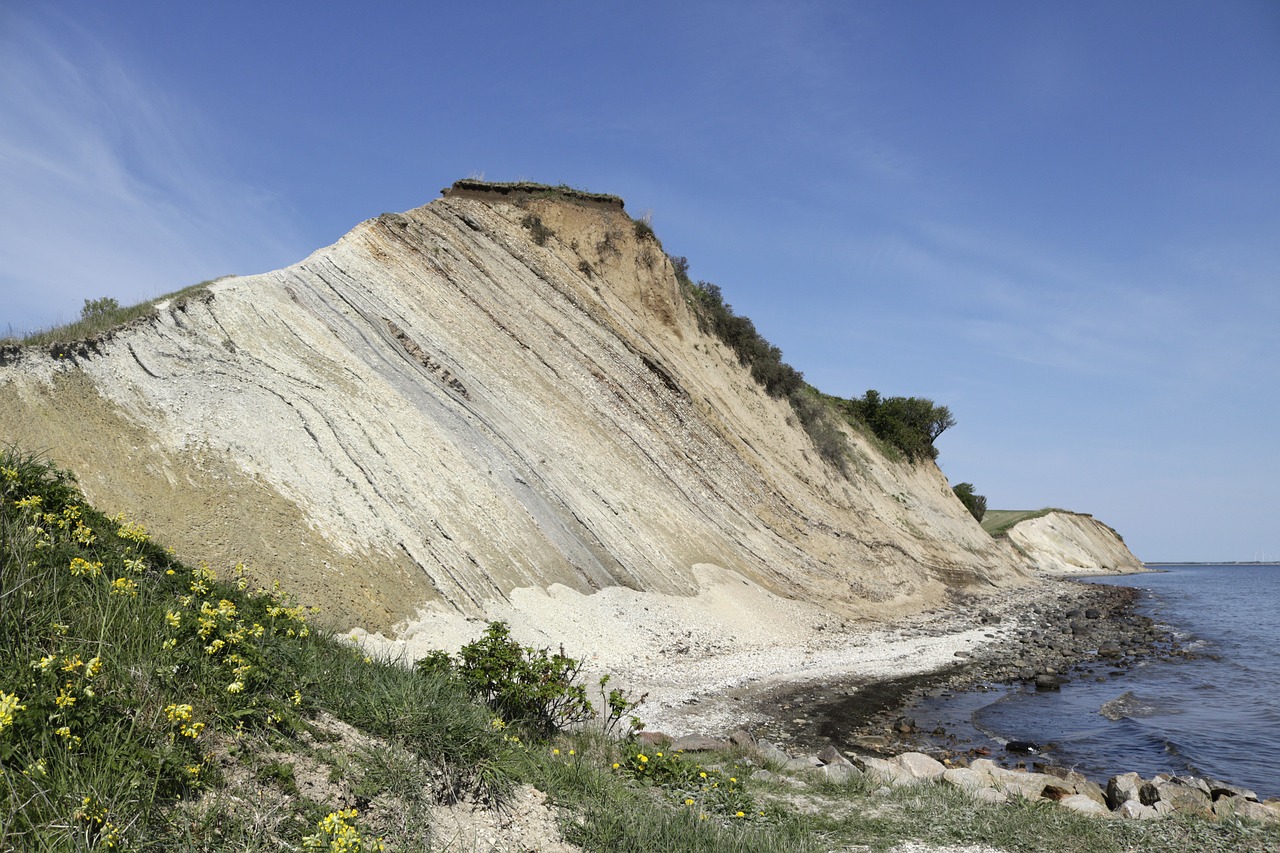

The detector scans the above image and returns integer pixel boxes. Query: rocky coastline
[753,580,1186,760]
[638,576,1280,824]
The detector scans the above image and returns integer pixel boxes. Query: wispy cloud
[0,9,305,334]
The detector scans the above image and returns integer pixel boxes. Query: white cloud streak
[0,10,305,335]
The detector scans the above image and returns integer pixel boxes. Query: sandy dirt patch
[353,564,1046,738]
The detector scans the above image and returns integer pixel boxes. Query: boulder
[942,767,989,791]
[892,752,947,782]
[852,755,909,786]
[1116,799,1160,819]
[1152,777,1213,817]
[990,768,1068,802]
[636,731,673,747]
[1097,641,1123,659]
[1204,777,1259,802]
[1213,796,1279,823]
[817,763,861,784]
[817,745,854,767]
[670,734,727,752]
[1059,794,1112,817]
[1106,772,1159,809]
[753,739,791,766]
[1042,767,1107,806]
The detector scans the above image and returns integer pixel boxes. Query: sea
[907,563,1280,799]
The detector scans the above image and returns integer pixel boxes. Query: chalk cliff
[1002,511,1145,575]
[1,182,1032,634]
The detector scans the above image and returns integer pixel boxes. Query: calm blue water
[915,564,1280,798]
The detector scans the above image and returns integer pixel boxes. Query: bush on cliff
[952,482,988,522]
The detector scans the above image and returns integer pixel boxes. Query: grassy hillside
[981,508,1073,538]
[3,452,1273,851]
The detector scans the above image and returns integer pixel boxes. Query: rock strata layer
[1,183,1036,634]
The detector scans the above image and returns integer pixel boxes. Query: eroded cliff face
[0,185,1031,633]
[1005,512,1145,575]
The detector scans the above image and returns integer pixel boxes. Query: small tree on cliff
[952,482,987,522]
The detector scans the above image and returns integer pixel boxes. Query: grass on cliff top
[4,449,1275,852]
[982,508,1073,537]
[1,280,225,348]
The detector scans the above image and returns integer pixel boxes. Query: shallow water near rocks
[907,564,1280,798]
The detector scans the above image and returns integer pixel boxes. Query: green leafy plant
[419,622,642,737]
[520,213,555,246]
[614,746,760,820]
[952,482,987,522]
[842,390,956,461]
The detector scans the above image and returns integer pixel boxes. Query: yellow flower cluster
[69,557,104,578]
[40,504,96,547]
[75,796,122,848]
[28,651,105,750]
[0,691,25,733]
[113,514,149,544]
[302,808,385,852]
[109,577,139,597]
[163,703,206,739]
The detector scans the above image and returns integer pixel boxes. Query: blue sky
[2,1,1277,561]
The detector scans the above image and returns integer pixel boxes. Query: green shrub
[952,482,987,521]
[520,213,554,246]
[419,621,641,738]
[842,390,955,462]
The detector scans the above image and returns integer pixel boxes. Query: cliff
[0,182,1032,635]
[990,510,1145,575]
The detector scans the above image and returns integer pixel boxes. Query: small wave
[1100,691,1165,721]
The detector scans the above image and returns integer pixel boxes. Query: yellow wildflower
[164,703,193,723]
[69,557,103,577]
[115,516,149,543]
[165,610,181,628]
[54,684,76,708]
[33,653,56,671]
[61,654,85,673]
[84,656,103,678]
[109,577,139,597]
[0,691,25,733]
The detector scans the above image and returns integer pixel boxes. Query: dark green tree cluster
[842,390,955,462]
[684,280,804,398]
[952,482,987,522]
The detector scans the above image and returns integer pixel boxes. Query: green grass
[0,279,225,348]
[0,445,509,849]
[2,447,1275,851]
[981,507,1072,537]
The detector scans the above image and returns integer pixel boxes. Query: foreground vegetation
[3,447,1274,851]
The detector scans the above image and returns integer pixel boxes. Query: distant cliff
[986,510,1145,575]
[1,181,1032,633]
